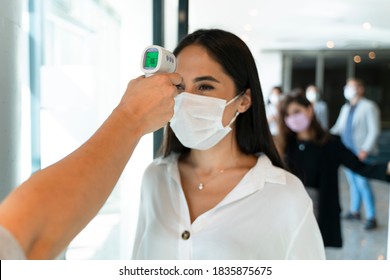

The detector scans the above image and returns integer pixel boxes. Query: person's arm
[359,102,380,160]
[335,135,390,181]
[0,73,181,259]
[285,205,326,260]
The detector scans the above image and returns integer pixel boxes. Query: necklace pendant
[198,183,204,190]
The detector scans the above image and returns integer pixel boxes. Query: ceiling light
[353,55,361,63]
[326,41,335,49]
[368,51,376,59]
[362,22,372,30]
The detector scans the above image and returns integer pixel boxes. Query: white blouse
[132,154,325,260]
[0,225,26,260]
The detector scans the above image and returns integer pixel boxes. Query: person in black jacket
[274,93,390,248]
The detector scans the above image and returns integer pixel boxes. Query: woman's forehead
[176,45,219,70]
[288,101,305,111]
[176,45,232,84]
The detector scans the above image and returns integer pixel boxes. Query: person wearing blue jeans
[344,168,376,226]
[331,78,381,230]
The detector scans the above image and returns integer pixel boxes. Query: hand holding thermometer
[140,45,176,77]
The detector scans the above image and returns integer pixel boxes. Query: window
[30,0,153,259]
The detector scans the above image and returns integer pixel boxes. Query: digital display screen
[144,50,159,69]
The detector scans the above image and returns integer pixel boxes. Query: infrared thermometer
[140,45,176,77]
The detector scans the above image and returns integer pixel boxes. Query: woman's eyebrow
[193,76,221,83]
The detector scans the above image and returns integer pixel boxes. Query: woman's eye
[287,110,300,116]
[198,84,214,91]
[176,84,185,91]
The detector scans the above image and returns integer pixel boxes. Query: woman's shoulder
[311,135,344,159]
[327,134,346,147]
[259,158,312,214]
[258,154,305,190]
[143,153,179,176]
[325,133,339,141]
[140,154,180,194]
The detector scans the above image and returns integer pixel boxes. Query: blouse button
[181,230,190,240]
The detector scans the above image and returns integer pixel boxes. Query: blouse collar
[156,152,287,193]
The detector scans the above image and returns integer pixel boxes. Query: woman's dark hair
[161,29,284,169]
[278,93,329,151]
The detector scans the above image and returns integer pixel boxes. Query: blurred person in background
[331,78,381,230]
[305,85,329,130]
[266,86,283,136]
[275,93,390,247]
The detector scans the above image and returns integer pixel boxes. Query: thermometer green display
[141,45,176,76]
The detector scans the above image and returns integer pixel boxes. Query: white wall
[255,51,283,99]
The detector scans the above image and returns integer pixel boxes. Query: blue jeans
[344,168,376,220]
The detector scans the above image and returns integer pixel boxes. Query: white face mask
[344,86,357,101]
[306,90,318,102]
[170,92,240,150]
[269,93,280,105]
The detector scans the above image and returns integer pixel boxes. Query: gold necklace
[191,168,226,190]
[186,155,242,191]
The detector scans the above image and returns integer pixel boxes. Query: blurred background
[0,0,389,259]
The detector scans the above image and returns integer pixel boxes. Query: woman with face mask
[266,86,283,136]
[131,29,326,260]
[276,93,390,248]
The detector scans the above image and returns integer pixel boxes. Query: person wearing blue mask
[132,29,326,260]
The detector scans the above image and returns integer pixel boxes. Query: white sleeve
[131,169,149,260]
[361,103,380,153]
[285,205,326,260]
[0,225,26,260]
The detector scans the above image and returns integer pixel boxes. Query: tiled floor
[325,170,389,260]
